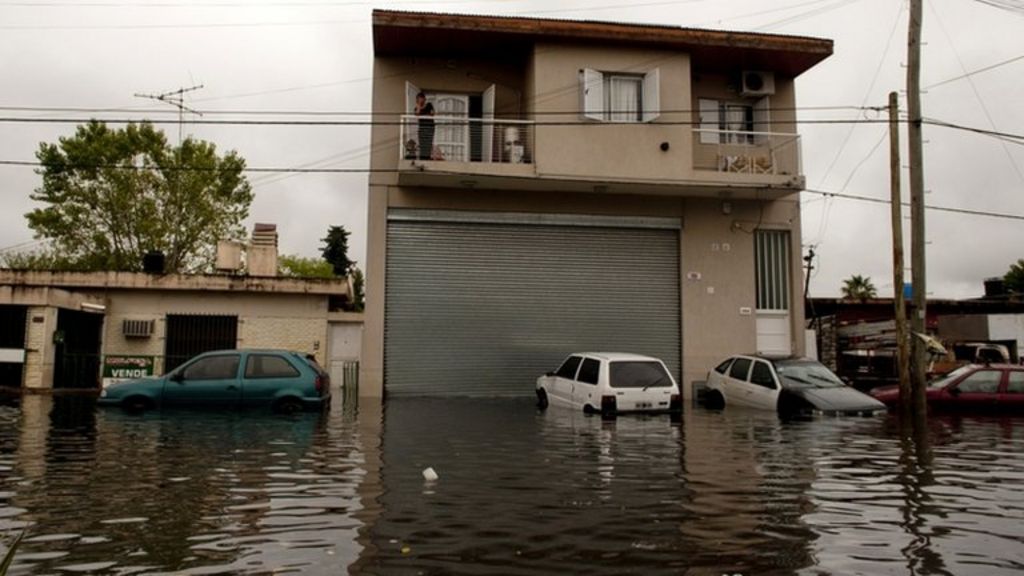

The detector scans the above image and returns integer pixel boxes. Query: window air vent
[122,319,155,338]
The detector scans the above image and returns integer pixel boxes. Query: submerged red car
[870,364,1024,413]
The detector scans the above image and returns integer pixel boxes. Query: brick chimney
[248,223,279,277]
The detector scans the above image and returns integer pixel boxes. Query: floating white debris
[422,467,439,482]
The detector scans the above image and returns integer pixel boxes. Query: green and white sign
[102,355,155,387]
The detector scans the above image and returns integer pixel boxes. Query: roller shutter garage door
[385,210,681,397]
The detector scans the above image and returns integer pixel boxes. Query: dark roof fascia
[372,10,833,76]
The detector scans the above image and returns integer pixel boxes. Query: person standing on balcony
[414,92,435,160]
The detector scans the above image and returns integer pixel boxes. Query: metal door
[384,211,681,397]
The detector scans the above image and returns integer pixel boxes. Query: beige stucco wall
[360,184,805,399]
[531,42,695,183]
[101,291,330,375]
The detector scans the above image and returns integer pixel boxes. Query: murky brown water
[1,393,1023,575]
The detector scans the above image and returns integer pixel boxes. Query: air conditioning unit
[122,319,154,338]
[740,70,775,97]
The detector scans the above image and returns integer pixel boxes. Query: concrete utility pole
[906,0,929,415]
[888,91,911,416]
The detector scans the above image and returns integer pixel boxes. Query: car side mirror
[170,372,184,383]
[545,371,556,377]
[948,387,961,396]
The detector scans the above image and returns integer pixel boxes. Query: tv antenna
[134,84,204,145]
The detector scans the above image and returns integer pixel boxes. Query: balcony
[692,129,804,189]
[397,114,536,187]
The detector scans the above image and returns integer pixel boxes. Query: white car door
[552,356,583,407]
[724,357,754,408]
[747,359,782,411]
[573,357,602,410]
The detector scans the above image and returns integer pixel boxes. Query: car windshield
[773,359,845,389]
[609,361,673,389]
[928,365,975,389]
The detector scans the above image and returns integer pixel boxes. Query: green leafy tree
[1005,259,1024,293]
[278,254,335,278]
[0,248,80,271]
[26,120,252,273]
[350,265,365,312]
[841,274,878,301]
[320,225,354,277]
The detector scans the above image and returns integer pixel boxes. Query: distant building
[362,10,833,399]
[0,226,361,392]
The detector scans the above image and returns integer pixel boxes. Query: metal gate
[53,309,104,389]
[164,315,238,372]
[0,305,27,388]
[385,210,682,397]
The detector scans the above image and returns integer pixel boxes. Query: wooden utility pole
[888,91,911,415]
[907,0,929,415]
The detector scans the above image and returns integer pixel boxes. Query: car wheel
[122,396,153,413]
[704,389,725,410]
[536,388,549,410]
[274,397,304,414]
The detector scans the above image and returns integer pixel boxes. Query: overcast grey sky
[1,0,1021,298]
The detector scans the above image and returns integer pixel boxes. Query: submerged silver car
[705,354,885,417]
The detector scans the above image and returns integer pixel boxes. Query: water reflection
[0,397,1023,575]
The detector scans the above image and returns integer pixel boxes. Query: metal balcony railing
[399,115,535,165]
[692,129,802,177]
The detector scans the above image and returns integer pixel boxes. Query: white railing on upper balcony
[399,115,535,165]
[692,129,802,177]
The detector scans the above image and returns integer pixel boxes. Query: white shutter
[642,68,660,123]
[698,98,720,144]
[753,96,771,145]
[405,81,420,115]
[581,68,604,121]
[482,84,495,163]
[405,81,421,154]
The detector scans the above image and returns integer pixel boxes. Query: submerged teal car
[98,349,331,413]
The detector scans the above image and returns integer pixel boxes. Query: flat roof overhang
[373,10,833,77]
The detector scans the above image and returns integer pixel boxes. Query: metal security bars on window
[755,230,790,311]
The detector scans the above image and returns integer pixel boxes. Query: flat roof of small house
[0,270,350,296]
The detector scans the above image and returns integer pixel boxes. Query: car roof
[729,353,810,362]
[571,352,664,362]
[197,349,301,355]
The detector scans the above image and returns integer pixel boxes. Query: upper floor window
[698,97,770,145]
[581,68,660,123]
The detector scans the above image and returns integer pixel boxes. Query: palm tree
[841,274,878,301]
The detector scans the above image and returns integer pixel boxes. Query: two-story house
[362,10,833,399]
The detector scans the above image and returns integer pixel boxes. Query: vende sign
[102,355,155,387]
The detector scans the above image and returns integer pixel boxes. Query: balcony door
[406,83,496,163]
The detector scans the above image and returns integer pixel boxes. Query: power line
[929,0,1024,186]
[0,116,896,126]
[924,54,1024,90]
[3,155,1022,222]
[803,188,1024,221]
[1,115,1019,141]
[0,104,874,116]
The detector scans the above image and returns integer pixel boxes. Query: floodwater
[1,393,1023,575]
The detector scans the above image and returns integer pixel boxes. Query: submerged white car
[704,354,885,417]
[536,352,682,415]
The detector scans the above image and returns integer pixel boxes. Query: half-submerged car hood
[793,386,886,413]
